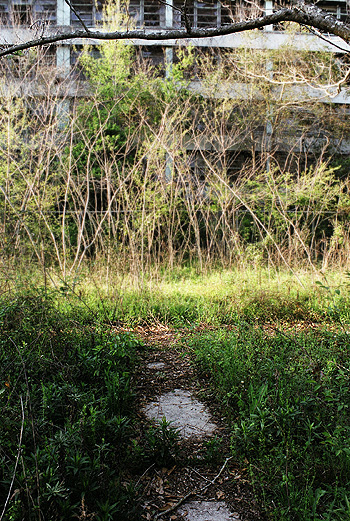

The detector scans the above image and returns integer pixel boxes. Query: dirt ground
[128,324,263,521]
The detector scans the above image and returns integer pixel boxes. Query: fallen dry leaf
[159,502,175,511]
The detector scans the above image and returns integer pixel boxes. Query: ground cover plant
[1,267,350,520]
[0,284,146,520]
[189,320,350,520]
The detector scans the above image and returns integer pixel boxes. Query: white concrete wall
[56,0,70,26]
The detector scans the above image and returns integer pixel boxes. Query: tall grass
[2,263,350,327]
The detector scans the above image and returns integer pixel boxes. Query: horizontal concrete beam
[2,76,349,106]
[129,30,350,53]
[182,134,350,153]
[188,81,350,104]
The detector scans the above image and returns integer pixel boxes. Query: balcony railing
[0,0,56,25]
[70,0,104,27]
[128,0,235,29]
[0,0,348,31]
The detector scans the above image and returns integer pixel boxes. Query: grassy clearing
[1,267,350,520]
[17,265,350,326]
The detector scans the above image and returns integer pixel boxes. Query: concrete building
[0,0,349,171]
[0,1,349,79]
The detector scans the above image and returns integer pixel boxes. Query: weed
[0,287,144,520]
[2,268,350,520]
[189,324,350,520]
[203,436,224,464]
[144,418,181,467]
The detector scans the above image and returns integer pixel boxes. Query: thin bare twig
[64,0,90,33]
[303,25,350,53]
[136,463,156,487]
[154,456,233,519]
[0,395,25,521]
[189,467,212,483]
[156,0,183,15]
[182,0,191,35]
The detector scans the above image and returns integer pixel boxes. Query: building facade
[0,0,349,74]
[0,0,349,168]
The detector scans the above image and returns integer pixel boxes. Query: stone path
[143,386,242,520]
[133,325,261,521]
[144,389,218,439]
[178,501,240,520]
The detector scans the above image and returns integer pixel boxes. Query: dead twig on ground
[153,456,233,520]
[136,463,156,487]
[0,395,24,521]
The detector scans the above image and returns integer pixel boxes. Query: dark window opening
[144,0,165,27]
[71,0,94,27]
[35,2,57,24]
[0,4,8,23]
[12,4,32,25]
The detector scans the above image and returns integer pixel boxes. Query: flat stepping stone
[144,389,217,439]
[177,501,239,520]
[147,362,166,369]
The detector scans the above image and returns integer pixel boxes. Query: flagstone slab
[177,501,240,520]
[144,389,217,439]
[147,362,166,369]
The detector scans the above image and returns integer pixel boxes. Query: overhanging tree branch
[64,0,90,34]
[0,4,349,58]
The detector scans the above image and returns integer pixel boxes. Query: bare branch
[64,0,90,34]
[0,5,349,58]
[154,457,233,520]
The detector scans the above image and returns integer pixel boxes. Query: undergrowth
[189,325,350,520]
[1,268,350,520]
[0,287,145,521]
